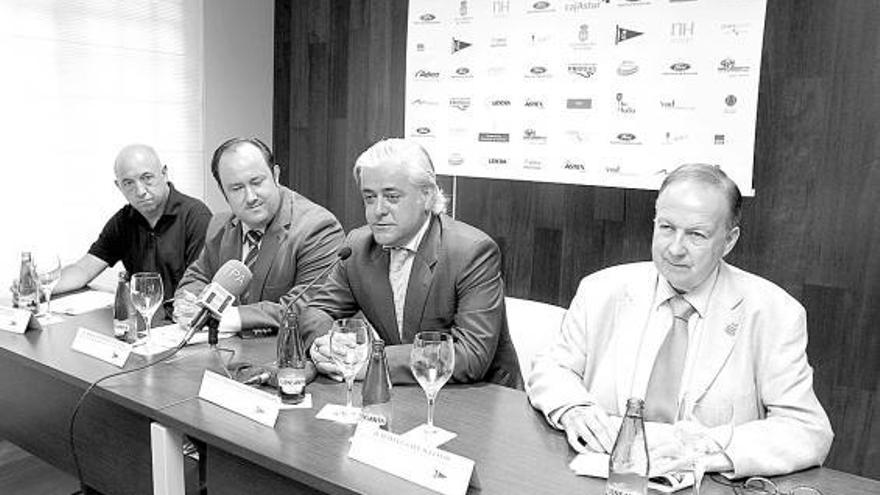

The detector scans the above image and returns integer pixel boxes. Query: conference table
[1,306,878,495]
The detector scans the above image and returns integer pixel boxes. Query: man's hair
[210,137,275,190]
[658,163,743,229]
[352,138,447,214]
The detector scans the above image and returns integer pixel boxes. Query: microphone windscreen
[337,246,352,260]
[213,260,253,297]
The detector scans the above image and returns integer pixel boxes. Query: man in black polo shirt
[17,144,211,316]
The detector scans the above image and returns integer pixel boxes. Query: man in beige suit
[527,164,832,478]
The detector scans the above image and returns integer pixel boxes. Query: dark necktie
[243,230,263,269]
[644,295,696,423]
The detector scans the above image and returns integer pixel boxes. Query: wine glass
[130,272,163,347]
[673,393,734,495]
[33,253,61,315]
[328,318,370,422]
[410,331,455,441]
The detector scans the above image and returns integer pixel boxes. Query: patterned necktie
[388,247,411,339]
[644,295,696,423]
[243,230,263,269]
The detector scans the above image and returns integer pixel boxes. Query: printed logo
[486,97,513,108]
[615,25,644,44]
[662,131,689,144]
[568,63,597,79]
[411,126,436,139]
[615,93,636,114]
[523,158,544,170]
[478,132,510,143]
[619,0,652,6]
[663,62,697,76]
[449,97,472,111]
[487,66,507,77]
[611,132,642,145]
[487,157,509,165]
[416,127,431,135]
[567,98,593,109]
[659,97,695,111]
[492,0,511,15]
[448,153,465,166]
[670,21,695,42]
[523,128,548,144]
[411,98,439,106]
[455,0,473,23]
[529,33,553,46]
[452,38,472,53]
[416,42,426,52]
[563,160,586,171]
[720,22,750,36]
[528,1,555,13]
[565,1,604,13]
[414,69,440,80]
[714,134,726,145]
[415,13,439,24]
[717,58,750,75]
[524,98,546,109]
[451,67,473,80]
[527,65,551,78]
[725,94,737,106]
[564,130,593,143]
[490,37,509,48]
[570,24,597,50]
[616,60,639,76]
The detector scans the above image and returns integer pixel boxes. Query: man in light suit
[301,138,521,388]
[174,137,344,333]
[527,164,832,477]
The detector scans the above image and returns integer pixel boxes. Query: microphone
[282,246,351,313]
[182,260,253,344]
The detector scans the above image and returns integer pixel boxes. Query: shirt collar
[655,264,720,318]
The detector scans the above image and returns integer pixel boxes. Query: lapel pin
[724,322,738,336]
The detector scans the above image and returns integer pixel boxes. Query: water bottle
[276,308,307,404]
[361,339,393,429]
[113,271,136,342]
[17,252,40,314]
[606,398,649,495]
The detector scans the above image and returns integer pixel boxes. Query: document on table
[569,451,694,493]
[52,290,115,315]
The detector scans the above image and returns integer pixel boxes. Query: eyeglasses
[710,474,823,495]
[118,173,161,192]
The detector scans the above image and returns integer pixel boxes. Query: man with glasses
[527,164,833,477]
[11,144,211,313]
[174,137,343,334]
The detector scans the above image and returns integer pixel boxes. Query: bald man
[33,144,211,305]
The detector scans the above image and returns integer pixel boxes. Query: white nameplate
[0,306,33,334]
[348,423,474,495]
[198,370,280,427]
[71,327,132,367]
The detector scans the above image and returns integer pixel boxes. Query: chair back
[504,297,566,378]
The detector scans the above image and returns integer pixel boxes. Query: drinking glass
[673,393,734,495]
[329,318,370,421]
[410,331,455,439]
[130,272,163,345]
[33,253,61,315]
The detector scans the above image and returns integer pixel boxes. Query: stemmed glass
[33,253,61,315]
[329,318,370,422]
[673,393,735,495]
[130,272,163,347]
[410,331,455,441]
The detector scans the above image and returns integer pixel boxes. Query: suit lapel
[401,215,440,343]
[219,218,242,271]
[689,263,744,400]
[364,243,400,345]
[613,267,659,415]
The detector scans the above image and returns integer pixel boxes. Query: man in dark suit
[301,138,521,389]
[174,137,344,333]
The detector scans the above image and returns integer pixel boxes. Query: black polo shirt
[89,183,212,302]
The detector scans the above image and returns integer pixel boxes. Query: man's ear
[272,164,281,184]
[722,226,741,257]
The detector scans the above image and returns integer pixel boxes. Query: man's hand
[173,290,199,328]
[560,404,616,454]
[309,334,368,382]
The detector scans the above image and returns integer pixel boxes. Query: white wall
[203,0,275,213]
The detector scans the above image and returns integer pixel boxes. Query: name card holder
[197,370,280,427]
[348,423,475,495]
[0,306,39,334]
[70,327,132,367]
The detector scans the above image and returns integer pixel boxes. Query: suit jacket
[176,186,344,330]
[300,214,522,389]
[527,261,833,477]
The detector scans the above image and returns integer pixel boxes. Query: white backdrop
[405,0,766,195]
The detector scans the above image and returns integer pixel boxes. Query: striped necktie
[243,230,263,269]
[644,295,696,423]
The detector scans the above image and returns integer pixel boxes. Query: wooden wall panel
[274,0,880,478]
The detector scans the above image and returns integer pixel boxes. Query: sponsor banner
[405,0,765,194]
